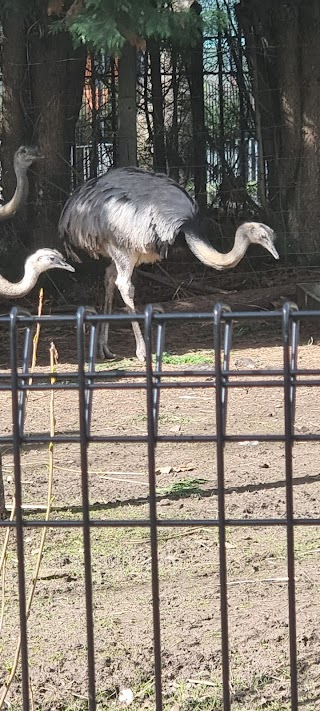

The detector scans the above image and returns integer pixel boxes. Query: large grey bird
[0,249,74,298]
[59,167,279,361]
[0,145,43,221]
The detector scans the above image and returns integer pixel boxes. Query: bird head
[26,249,75,276]
[13,145,44,171]
[241,222,279,260]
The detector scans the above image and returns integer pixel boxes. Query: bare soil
[0,284,320,710]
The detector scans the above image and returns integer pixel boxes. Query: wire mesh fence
[0,303,319,710]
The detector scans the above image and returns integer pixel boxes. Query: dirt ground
[0,281,320,711]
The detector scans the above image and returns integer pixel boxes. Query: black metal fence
[0,304,319,710]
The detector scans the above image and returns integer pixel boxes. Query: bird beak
[266,242,279,260]
[59,260,75,272]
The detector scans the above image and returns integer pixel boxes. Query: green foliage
[202,4,228,35]
[0,0,202,53]
[65,0,202,54]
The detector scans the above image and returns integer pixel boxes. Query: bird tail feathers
[62,239,82,264]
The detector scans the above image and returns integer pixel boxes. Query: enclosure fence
[0,304,319,710]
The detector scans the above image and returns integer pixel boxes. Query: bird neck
[185,227,250,271]
[0,262,39,298]
[0,169,29,221]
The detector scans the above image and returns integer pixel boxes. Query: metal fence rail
[0,303,320,711]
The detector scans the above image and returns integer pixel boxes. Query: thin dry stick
[26,288,44,399]
[25,287,44,406]
[0,342,57,708]
[31,289,44,371]
[99,475,149,486]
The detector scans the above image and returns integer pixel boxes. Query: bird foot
[98,343,117,360]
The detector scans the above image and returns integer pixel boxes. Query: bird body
[59,167,198,264]
[59,166,279,360]
[0,249,74,298]
[0,145,43,221]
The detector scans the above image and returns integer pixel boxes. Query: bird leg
[98,262,117,359]
[115,273,146,362]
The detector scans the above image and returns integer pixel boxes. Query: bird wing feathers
[59,168,199,259]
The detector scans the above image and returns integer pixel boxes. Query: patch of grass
[91,357,139,371]
[159,350,213,365]
[163,679,221,710]
[157,477,208,497]
[294,532,320,559]
[89,350,214,370]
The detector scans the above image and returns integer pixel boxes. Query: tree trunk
[188,1,207,209]
[286,2,320,261]
[117,42,137,167]
[239,0,320,263]
[29,27,86,248]
[1,15,30,206]
[110,58,118,166]
[217,31,226,179]
[143,49,154,158]
[148,38,166,173]
[168,47,180,182]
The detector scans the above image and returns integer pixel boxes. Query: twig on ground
[99,475,149,486]
[187,678,217,687]
[228,576,292,585]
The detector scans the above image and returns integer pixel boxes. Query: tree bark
[117,42,137,167]
[239,0,320,263]
[110,58,118,166]
[29,26,86,248]
[1,15,30,206]
[167,47,180,182]
[148,38,166,173]
[188,1,207,209]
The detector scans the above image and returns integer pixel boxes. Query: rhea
[59,167,279,361]
[0,145,43,221]
[0,250,74,298]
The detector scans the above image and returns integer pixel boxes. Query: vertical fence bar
[282,303,298,711]
[9,308,30,711]
[18,320,33,436]
[76,307,96,711]
[84,309,98,436]
[153,313,166,437]
[144,305,163,711]
[290,307,299,428]
[221,307,232,437]
[214,304,230,711]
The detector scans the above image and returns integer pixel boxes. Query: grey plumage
[60,167,198,260]
[59,167,279,361]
